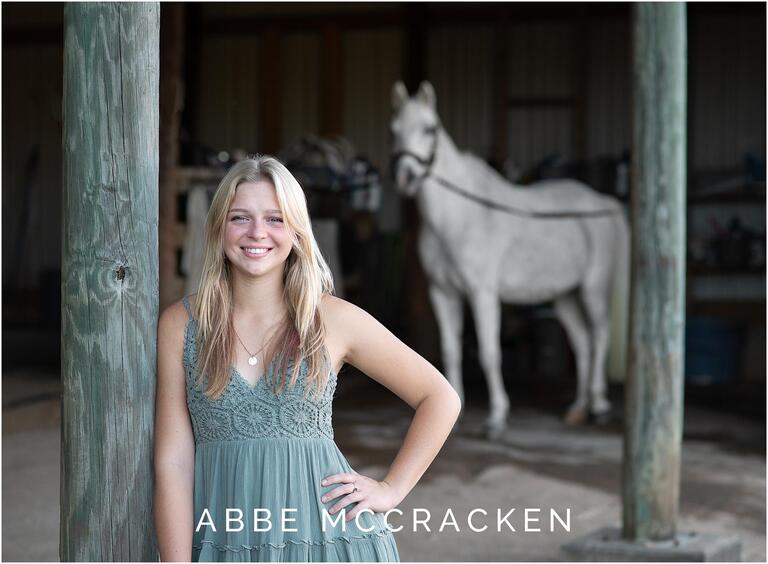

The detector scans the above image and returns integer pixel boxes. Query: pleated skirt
[192,438,400,562]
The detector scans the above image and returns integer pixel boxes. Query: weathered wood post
[61,3,159,560]
[563,5,741,558]
[623,2,687,542]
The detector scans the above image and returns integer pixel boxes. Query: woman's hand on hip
[320,471,403,521]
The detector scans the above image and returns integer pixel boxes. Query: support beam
[623,2,687,541]
[563,4,739,559]
[61,3,159,560]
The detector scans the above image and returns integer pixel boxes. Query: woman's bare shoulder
[319,294,361,368]
[319,293,376,343]
[319,293,364,325]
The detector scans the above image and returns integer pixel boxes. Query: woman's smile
[241,246,273,259]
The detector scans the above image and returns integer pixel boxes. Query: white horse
[390,81,630,438]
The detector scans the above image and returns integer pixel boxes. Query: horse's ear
[392,81,408,110]
[416,81,436,110]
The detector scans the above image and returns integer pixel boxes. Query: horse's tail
[607,206,631,383]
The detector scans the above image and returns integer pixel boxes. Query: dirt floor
[2,368,765,562]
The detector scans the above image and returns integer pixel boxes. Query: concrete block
[561,526,742,561]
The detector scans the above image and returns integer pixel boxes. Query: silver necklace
[233,329,269,366]
[233,314,285,367]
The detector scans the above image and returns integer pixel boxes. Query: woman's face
[223,179,293,280]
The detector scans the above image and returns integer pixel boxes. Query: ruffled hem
[193,528,399,562]
[194,528,392,552]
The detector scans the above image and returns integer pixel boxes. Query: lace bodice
[182,300,337,444]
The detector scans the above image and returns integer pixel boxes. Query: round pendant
[248,356,258,366]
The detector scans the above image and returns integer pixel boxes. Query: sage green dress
[182,297,400,562]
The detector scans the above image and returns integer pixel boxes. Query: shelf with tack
[685,176,765,315]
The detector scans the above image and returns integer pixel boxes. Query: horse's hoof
[483,414,508,440]
[484,421,506,440]
[563,406,588,426]
[591,410,612,426]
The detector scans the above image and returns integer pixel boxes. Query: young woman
[154,155,461,562]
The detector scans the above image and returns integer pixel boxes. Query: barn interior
[2,2,765,561]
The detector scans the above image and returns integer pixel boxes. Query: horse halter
[390,122,620,219]
[389,122,441,186]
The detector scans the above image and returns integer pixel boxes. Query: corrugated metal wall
[144,10,768,170]
[585,18,631,159]
[343,28,403,171]
[424,19,631,171]
[426,26,494,159]
[690,13,766,170]
[506,21,577,171]
[194,27,404,169]
[196,35,261,154]
[282,33,320,147]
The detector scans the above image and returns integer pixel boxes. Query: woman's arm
[154,303,196,561]
[320,295,462,519]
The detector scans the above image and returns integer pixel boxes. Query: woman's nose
[247,218,267,238]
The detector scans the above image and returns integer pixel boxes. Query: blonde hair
[192,155,335,400]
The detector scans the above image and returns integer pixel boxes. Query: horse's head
[390,80,441,196]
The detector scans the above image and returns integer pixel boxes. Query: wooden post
[61,3,159,560]
[623,2,687,542]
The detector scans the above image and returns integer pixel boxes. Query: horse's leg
[554,293,591,426]
[467,290,509,439]
[428,284,465,410]
[582,289,612,419]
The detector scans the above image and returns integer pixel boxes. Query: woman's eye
[268,216,284,223]
[230,215,248,223]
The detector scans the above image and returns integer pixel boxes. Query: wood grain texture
[61,3,159,560]
[623,2,687,542]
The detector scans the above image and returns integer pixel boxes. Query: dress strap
[182,295,194,321]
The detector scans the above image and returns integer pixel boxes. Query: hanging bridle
[391,123,621,219]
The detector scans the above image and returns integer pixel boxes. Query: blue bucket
[685,316,742,385]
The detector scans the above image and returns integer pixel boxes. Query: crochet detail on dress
[193,529,394,553]
[183,314,337,444]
